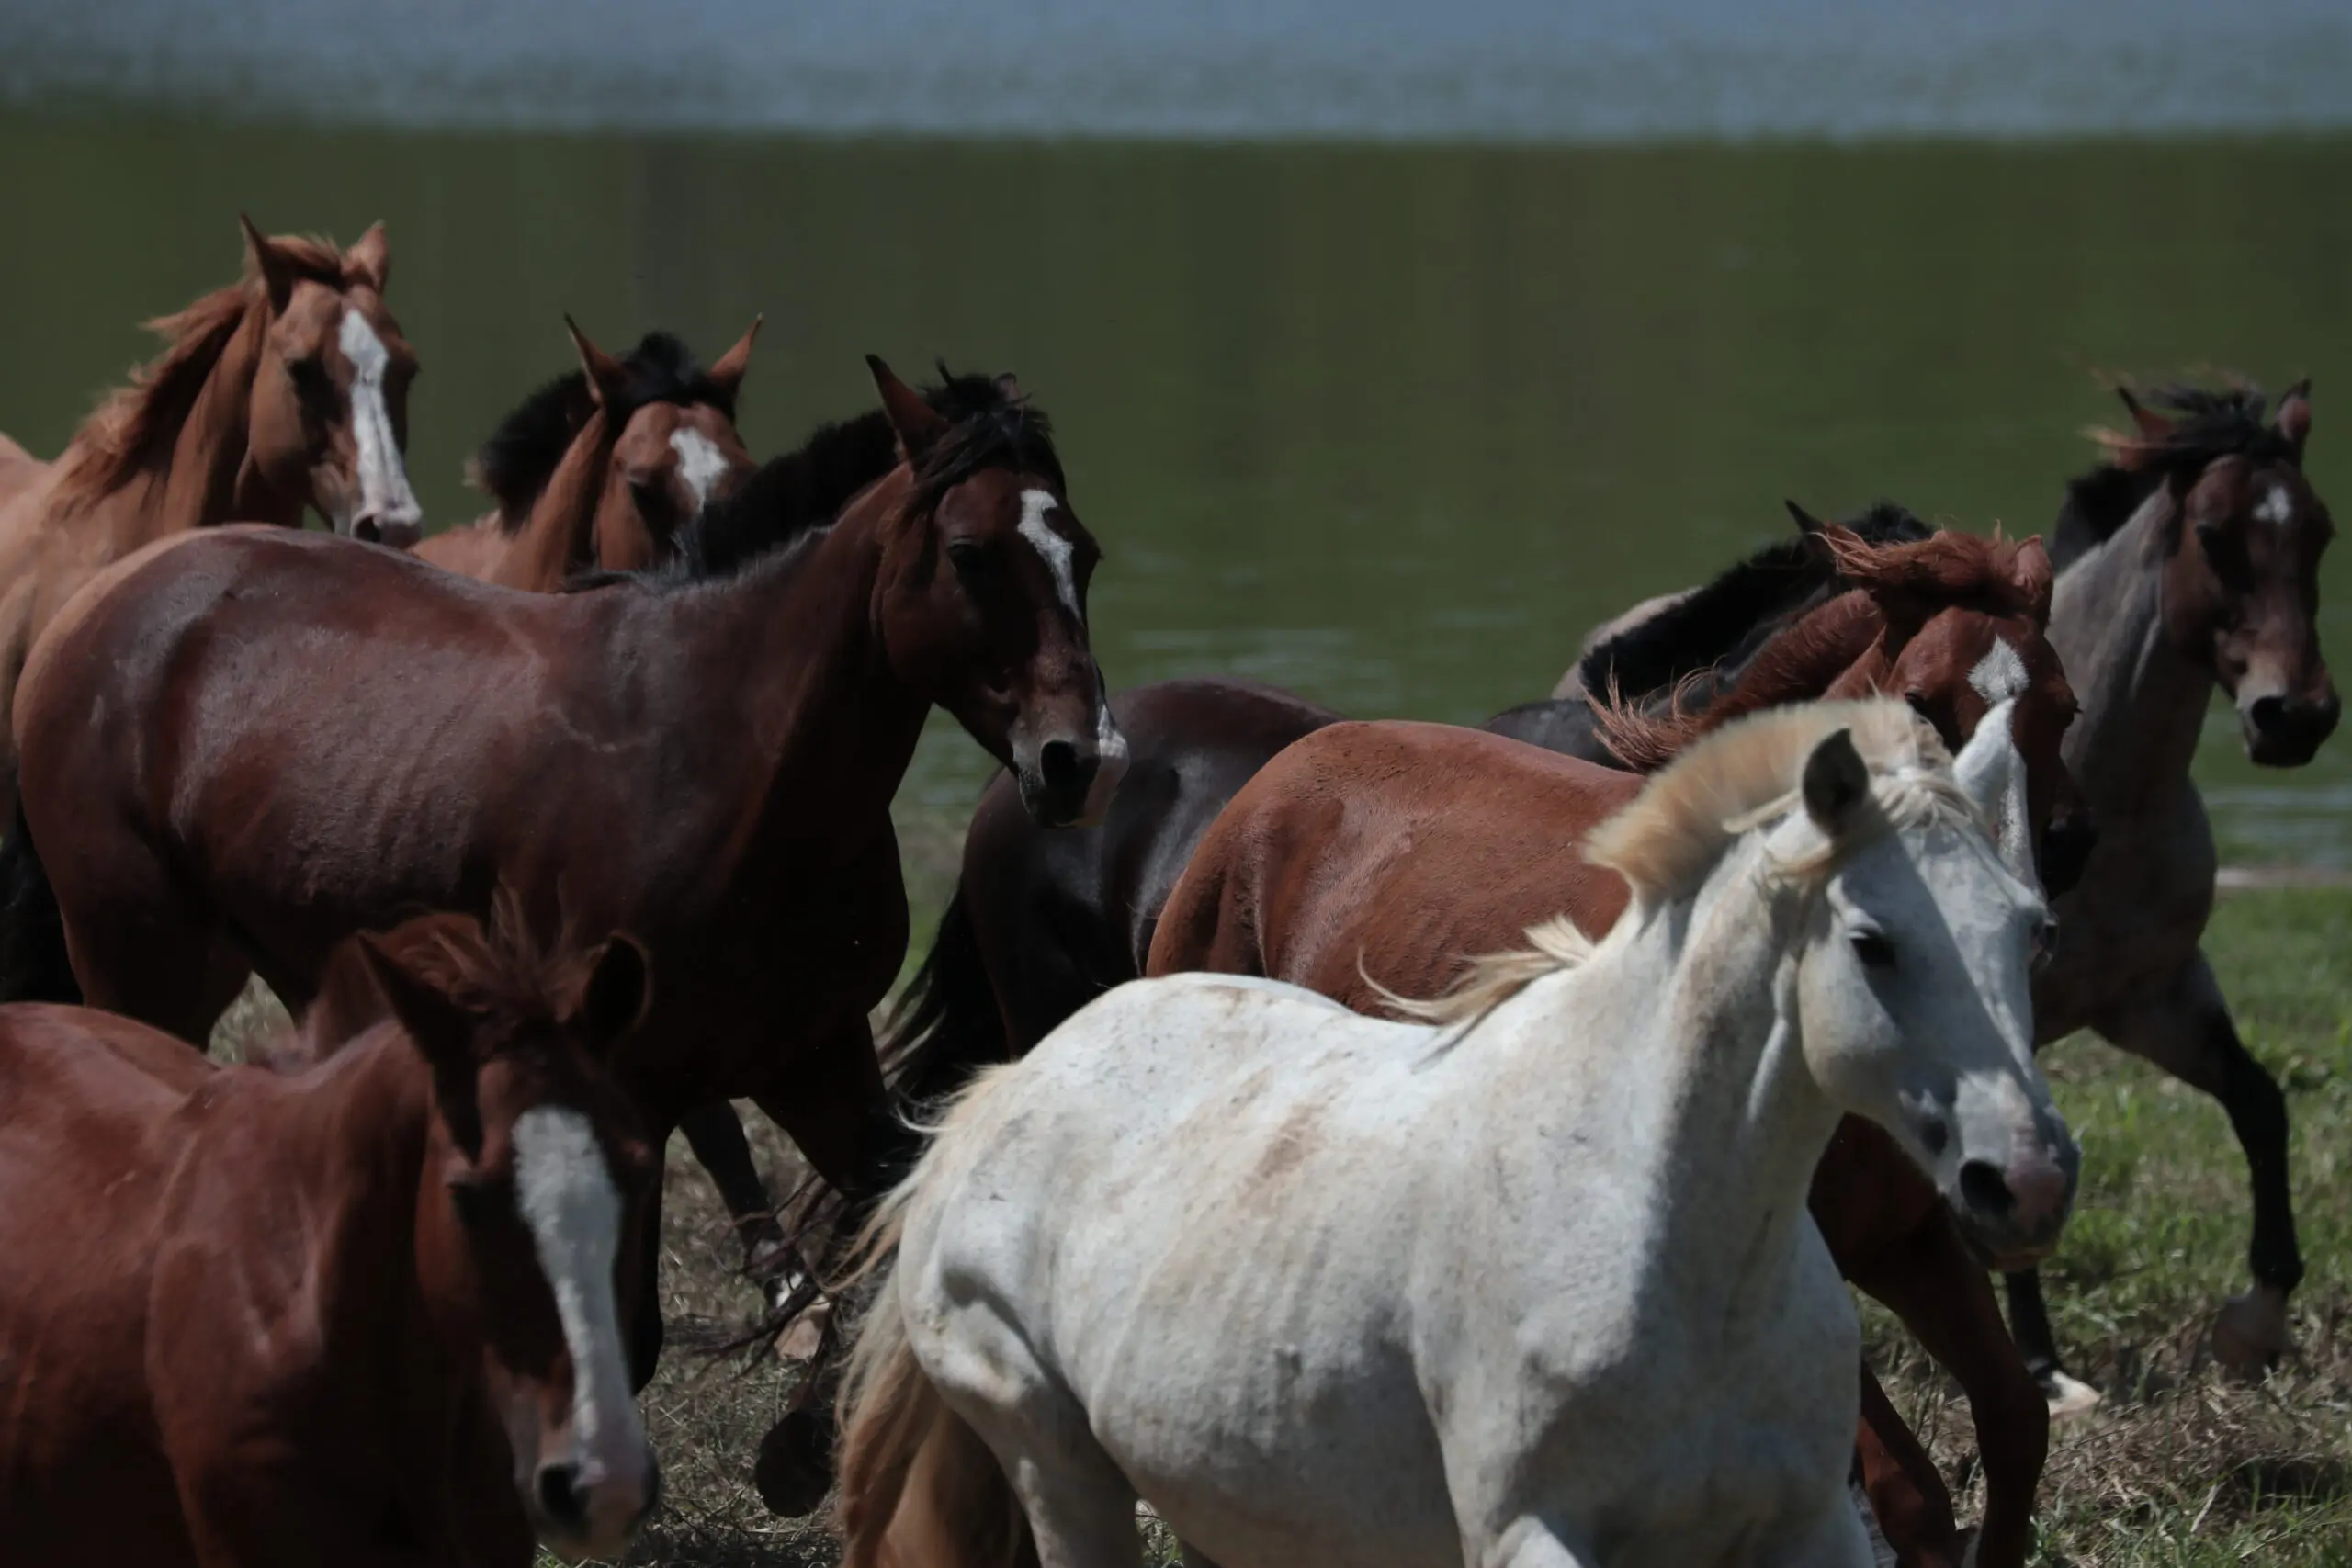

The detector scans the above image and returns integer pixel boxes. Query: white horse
[837,696,2075,1568]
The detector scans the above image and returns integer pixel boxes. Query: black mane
[470,332,738,530]
[1577,501,1930,704]
[2052,383,2300,571]
[674,366,1057,581]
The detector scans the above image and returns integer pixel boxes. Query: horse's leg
[628,1159,666,1393]
[1847,1214,2038,1568]
[66,882,247,1048]
[2096,952,2301,1376]
[676,1101,795,1304]
[1997,1270,2092,1416]
[1851,1362,1959,1568]
[1487,1519,1599,1568]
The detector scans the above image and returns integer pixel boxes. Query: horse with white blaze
[833,695,2077,1568]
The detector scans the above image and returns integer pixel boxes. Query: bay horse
[2006,381,2337,1404]
[414,320,759,587]
[866,523,2082,1566]
[0,216,422,822]
[0,901,660,1567]
[840,699,2070,1568]
[0,356,1125,1397]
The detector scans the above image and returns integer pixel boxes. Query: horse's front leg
[1846,1212,2041,1568]
[2096,951,2301,1376]
[1479,1517,1599,1568]
[675,1101,797,1307]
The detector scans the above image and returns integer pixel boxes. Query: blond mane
[1399,697,1978,1028]
[48,233,350,515]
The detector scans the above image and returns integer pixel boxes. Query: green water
[5,115,2350,860]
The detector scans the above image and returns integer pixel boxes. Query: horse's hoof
[775,1299,834,1365]
[2041,1368,2103,1421]
[2212,1285,2290,1380]
[754,1407,836,1518]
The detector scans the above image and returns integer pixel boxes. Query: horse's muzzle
[2240,684,2340,768]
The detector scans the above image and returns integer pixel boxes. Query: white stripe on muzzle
[336,310,422,536]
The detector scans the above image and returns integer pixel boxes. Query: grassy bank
[594,883,2352,1566]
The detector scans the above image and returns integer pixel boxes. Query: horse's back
[410,515,514,581]
[1149,719,1640,1007]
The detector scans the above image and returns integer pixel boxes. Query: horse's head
[570,320,760,571]
[2119,384,2338,765]
[865,355,1127,827]
[239,216,424,546]
[356,908,660,1564]
[1822,526,2097,896]
[1758,703,2080,1269]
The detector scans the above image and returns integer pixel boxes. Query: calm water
[2,116,2350,861]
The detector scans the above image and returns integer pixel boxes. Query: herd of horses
[0,218,2331,1568]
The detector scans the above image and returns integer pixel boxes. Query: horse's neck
[152,306,288,537]
[494,413,611,589]
[1505,852,1838,1319]
[698,490,930,830]
[2052,490,2210,816]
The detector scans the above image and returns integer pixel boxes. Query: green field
[594,882,2352,1566]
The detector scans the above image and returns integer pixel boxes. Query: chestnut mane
[365,889,611,1034]
[1597,528,2041,770]
[47,235,351,516]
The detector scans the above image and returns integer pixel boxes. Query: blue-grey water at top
[4,0,2350,140]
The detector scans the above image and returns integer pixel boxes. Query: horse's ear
[343,221,390,293]
[2278,378,2312,462]
[239,213,297,314]
[1801,727,1871,838]
[1785,499,1831,535]
[2116,387,2174,443]
[2008,536,2055,625]
[564,316,632,409]
[575,934,652,1052]
[868,354,949,464]
[707,316,762,406]
[1953,699,2035,880]
[354,932,475,1076]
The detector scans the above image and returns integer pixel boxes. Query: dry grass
[210,845,2352,1566]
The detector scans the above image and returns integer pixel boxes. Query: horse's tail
[834,1126,1031,1568]
[0,802,79,1005]
[876,892,1012,1113]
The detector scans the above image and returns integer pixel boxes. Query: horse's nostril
[2248,694,2287,734]
[1039,739,1080,788]
[537,1461,588,1526]
[1958,1159,2014,1219]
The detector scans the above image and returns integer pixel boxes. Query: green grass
[572,884,2352,1566]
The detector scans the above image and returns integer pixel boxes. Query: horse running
[414,320,758,586]
[0,901,659,1566]
[2010,382,2337,1404]
[840,698,2068,1568]
[0,357,1125,1393]
[0,217,421,820]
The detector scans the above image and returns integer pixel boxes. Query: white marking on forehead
[1969,638,2030,705]
[1018,488,1082,623]
[335,310,421,536]
[513,1106,645,1479]
[668,428,730,513]
[2256,484,2296,527]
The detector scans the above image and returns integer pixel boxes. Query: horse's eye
[1904,692,1933,719]
[946,539,994,583]
[288,356,333,398]
[447,1173,501,1227]
[1849,929,1897,970]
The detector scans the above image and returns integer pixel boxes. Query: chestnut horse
[0,217,421,822]
[0,903,660,1566]
[2007,382,2338,1403]
[878,525,2079,1567]
[415,320,758,587]
[0,357,1125,1393]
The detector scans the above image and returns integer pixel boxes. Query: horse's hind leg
[62,873,249,1048]
[2095,951,2301,1377]
[677,1101,794,1299]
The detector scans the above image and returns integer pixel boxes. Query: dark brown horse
[0,357,1125,1399]
[0,902,660,1566]
[878,525,2078,1567]
[0,216,421,823]
[415,320,759,587]
[2012,381,2337,1403]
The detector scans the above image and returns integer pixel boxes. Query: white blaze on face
[2256,483,2296,527]
[1018,487,1082,623]
[512,1106,645,1494]
[1968,637,2030,705]
[335,310,422,537]
[668,427,730,514]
